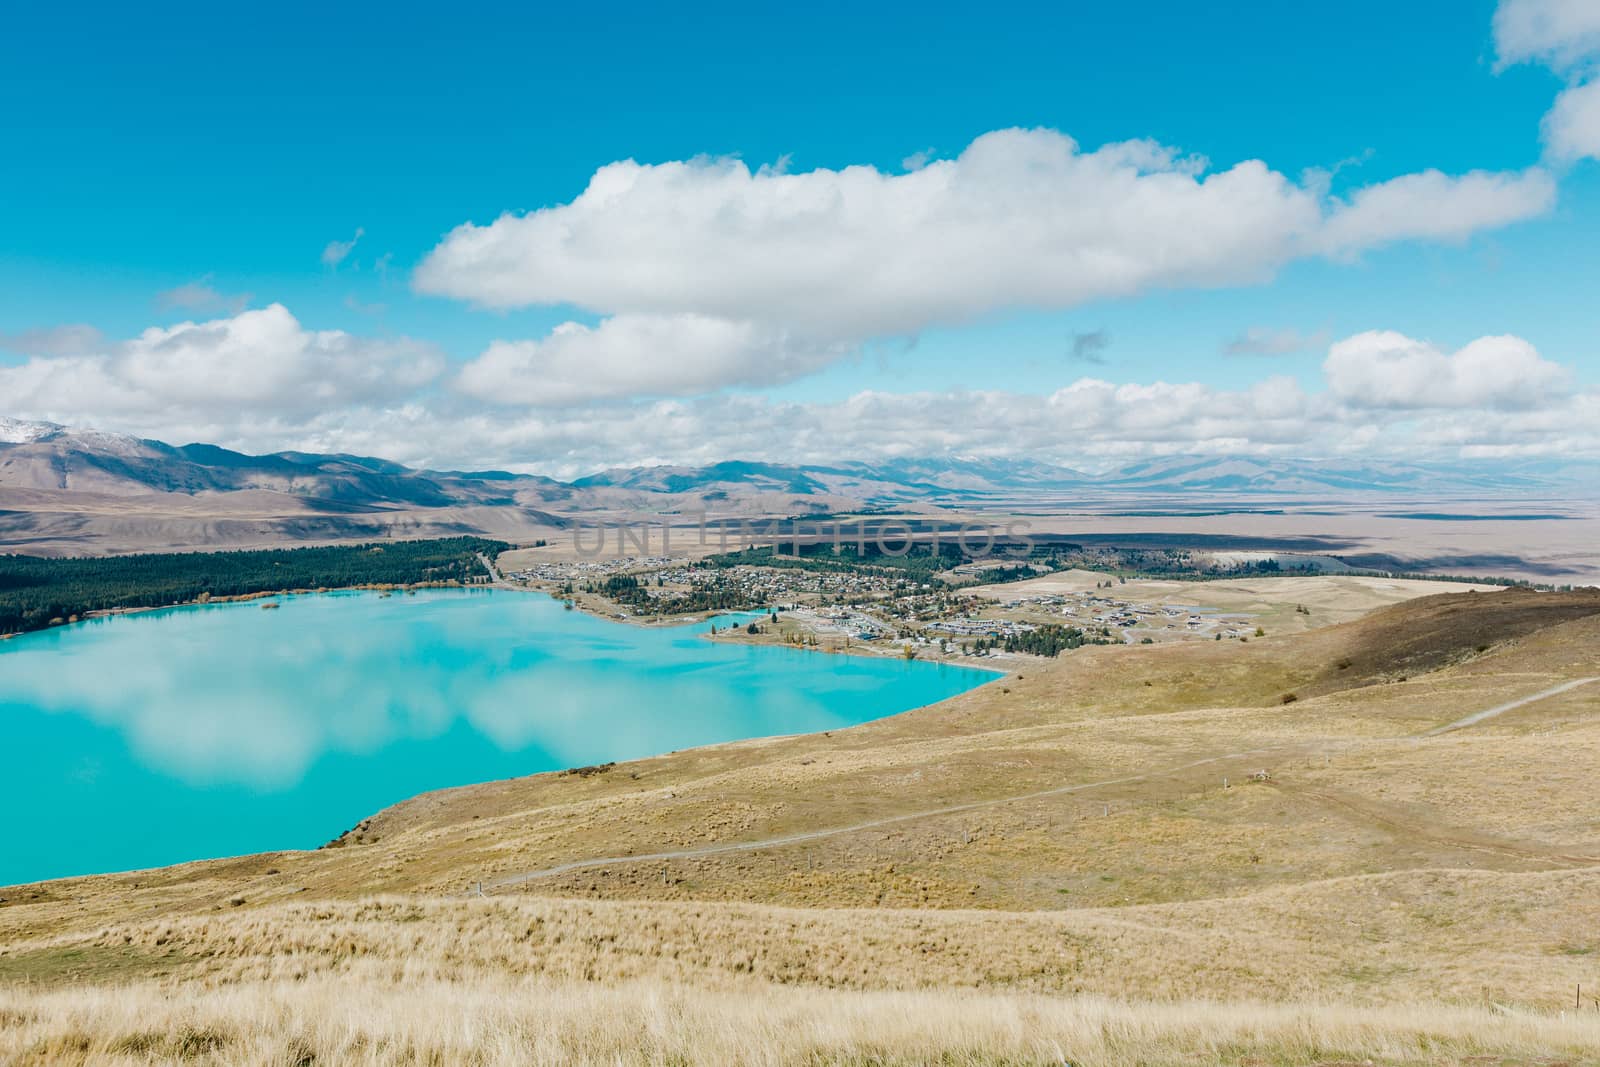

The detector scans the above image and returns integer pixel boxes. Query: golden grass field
[3,580,1599,1064]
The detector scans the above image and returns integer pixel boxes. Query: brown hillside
[1294,585,1600,696]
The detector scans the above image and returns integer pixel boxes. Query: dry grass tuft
[4,977,1599,1067]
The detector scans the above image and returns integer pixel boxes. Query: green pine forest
[0,537,508,635]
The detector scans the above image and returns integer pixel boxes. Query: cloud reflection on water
[0,591,974,791]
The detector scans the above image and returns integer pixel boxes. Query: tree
[0,537,509,636]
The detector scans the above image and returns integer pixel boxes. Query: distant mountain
[1106,455,1600,496]
[562,454,1585,500]
[576,457,1093,501]
[0,416,68,445]
[0,417,524,510]
[574,461,835,496]
[2,417,1592,524]
[1096,456,1517,495]
[860,457,1092,490]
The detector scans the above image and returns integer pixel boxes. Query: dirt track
[490,677,1600,891]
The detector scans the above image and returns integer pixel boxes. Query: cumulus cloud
[1496,0,1600,162]
[418,130,1550,326]
[455,314,848,405]
[1494,0,1600,73]
[180,354,1593,479]
[139,380,1327,477]
[1543,78,1600,161]
[359,333,1591,473]
[1322,330,1572,410]
[0,304,444,428]
[5,307,1593,474]
[415,128,1552,399]
[1314,168,1556,252]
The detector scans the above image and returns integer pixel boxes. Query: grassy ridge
[0,537,509,634]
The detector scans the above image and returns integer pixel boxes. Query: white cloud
[1494,0,1600,73]
[1496,0,1600,162]
[415,129,1552,399]
[0,304,444,428]
[417,131,1550,326]
[1315,168,1556,252]
[6,309,1595,475]
[455,314,848,405]
[235,356,1597,479]
[1544,78,1600,160]
[1322,330,1572,410]
[198,382,1330,477]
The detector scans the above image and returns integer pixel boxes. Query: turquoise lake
[0,589,994,887]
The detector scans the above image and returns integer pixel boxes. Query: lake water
[0,589,994,887]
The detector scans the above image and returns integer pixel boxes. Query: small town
[501,551,1262,660]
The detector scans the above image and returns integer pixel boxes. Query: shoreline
[512,577,1016,670]
[5,575,1013,673]
[1,580,480,640]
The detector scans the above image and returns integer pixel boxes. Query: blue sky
[3,0,1599,473]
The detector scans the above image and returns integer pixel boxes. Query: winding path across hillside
[488,747,1283,889]
[486,676,1600,891]
[1424,676,1599,736]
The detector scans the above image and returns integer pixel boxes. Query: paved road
[1424,677,1599,736]
[477,553,518,589]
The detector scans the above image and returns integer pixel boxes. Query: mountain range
[2,417,1592,514]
